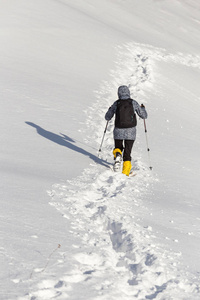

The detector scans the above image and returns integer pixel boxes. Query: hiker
[105,85,147,176]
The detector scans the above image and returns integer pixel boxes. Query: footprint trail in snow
[33,165,199,300]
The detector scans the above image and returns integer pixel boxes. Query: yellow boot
[113,148,122,159]
[122,161,132,176]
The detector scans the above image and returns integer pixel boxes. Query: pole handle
[144,119,147,132]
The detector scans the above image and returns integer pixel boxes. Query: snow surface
[1,0,200,299]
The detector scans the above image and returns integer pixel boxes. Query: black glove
[141,104,145,108]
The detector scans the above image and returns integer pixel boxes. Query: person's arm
[105,101,117,121]
[133,100,147,119]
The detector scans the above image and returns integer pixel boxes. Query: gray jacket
[105,86,147,140]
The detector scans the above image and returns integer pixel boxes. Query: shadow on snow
[25,122,110,168]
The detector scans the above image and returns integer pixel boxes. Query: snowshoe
[113,153,122,172]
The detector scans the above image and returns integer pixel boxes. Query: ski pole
[143,119,153,170]
[98,121,109,156]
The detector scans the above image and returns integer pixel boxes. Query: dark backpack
[115,99,137,128]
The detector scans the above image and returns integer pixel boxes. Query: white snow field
[1,0,200,299]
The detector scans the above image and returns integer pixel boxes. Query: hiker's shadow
[25,122,110,168]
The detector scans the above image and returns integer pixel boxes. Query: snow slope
[1,0,200,299]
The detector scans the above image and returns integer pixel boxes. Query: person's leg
[123,140,134,161]
[122,140,134,176]
[114,140,123,153]
[113,139,123,159]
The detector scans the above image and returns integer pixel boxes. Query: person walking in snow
[105,85,147,176]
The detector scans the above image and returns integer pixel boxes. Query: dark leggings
[115,139,134,161]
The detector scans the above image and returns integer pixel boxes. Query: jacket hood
[118,85,130,100]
